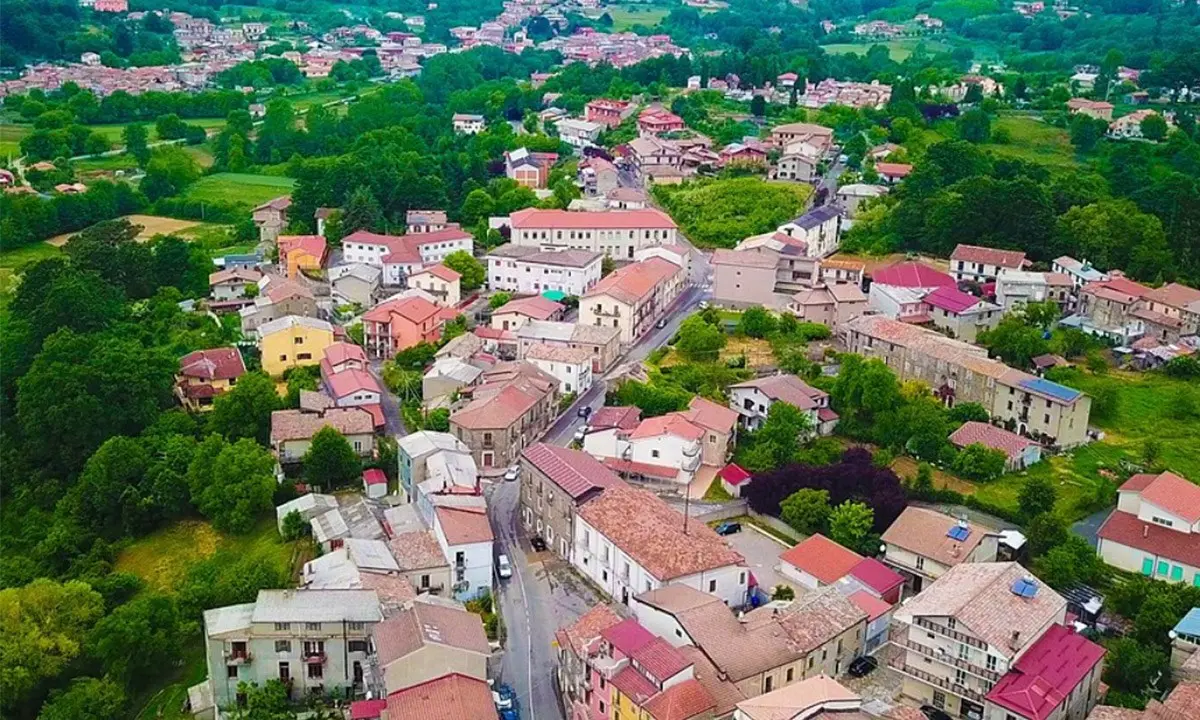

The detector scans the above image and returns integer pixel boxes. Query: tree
[779,488,831,535]
[1025,512,1069,558]
[751,401,815,470]
[948,402,990,423]
[601,255,616,277]
[280,510,306,541]
[208,372,281,445]
[1103,637,1169,697]
[957,109,991,144]
[442,250,485,290]
[951,443,1008,481]
[86,594,181,688]
[341,185,383,234]
[738,306,777,338]
[0,579,105,716]
[226,680,298,720]
[750,95,766,117]
[771,585,794,601]
[425,407,451,432]
[913,462,935,495]
[828,501,875,554]
[489,292,512,309]
[189,436,277,533]
[978,314,1049,368]
[122,123,150,166]
[154,113,189,140]
[1140,113,1169,142]
[383,364,422,402]
[303,427,361,489]
[460,189,495,227]
[140,146,201,201]
[1069,114,1104,153]
[675,314,726,362]
[1018,475,1058,520]
[38,676,126,720]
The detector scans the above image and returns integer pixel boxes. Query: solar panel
[1019,377,1082,403]
[1011,578,1039,599]
[946,525,970,542]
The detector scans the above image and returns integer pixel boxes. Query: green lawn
[605,4,671,31]
[179,172,295,210]
[821,38,952,62]
[0,118,228,158]
[985,115,1081,169]
[1,243,65,314]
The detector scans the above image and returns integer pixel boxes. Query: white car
[497,554,513,579]
[503,465,520,482]
[573,427,588,443]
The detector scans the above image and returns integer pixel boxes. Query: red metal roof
[718,463,752,486]
[923,285,984,314]
[871,261,955,289]
[363,468,387,486]
[350,699,388,720]
[1098,509,1200,567]
[778,534,863,585]
[848,589,893,622]
[986,624,1105,720]
[848,557,905,596]
[602,618,656,655]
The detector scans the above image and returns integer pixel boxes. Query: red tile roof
[279,234,327,262]
[510,207,677,230]
[584,256,682,304]
[521,443,625,499]
[323,341,367,367]
[350,699,387,720]
[778,534,864,584]
[412,263,461,283]
[986,624,1105,720]
[1145,282,1200,310]
[630,413,704,441]
[386,674,497,720]
[363,295,442,324]
[730,374,826,411]
[435,505,494,545]
[1082,276,1152,301]
[871,261,955,288]
[1098,508,1200,568]
[452,384,541,429]
[950,244,1027,269]
[718,463,752,486]
[924,285,985,314]
[848,589,892,621]
[949,421,1040,459]
[1130,471,1200,524]
[612,664,660,705]
[179,347,246,381]
[555,604,623,658]
[681,396,740,434]
[848,557,905,597]
[643,678,716,720]
[577,486,744,581]
[602,617,656,655]
[603,458,682,480]
[589,406,642,431]
[324,368,383,399]
[633,636,692,683]
[494,295,564,320]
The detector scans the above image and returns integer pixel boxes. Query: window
[1158,560,1170,576]
[420,574,431,589]
[987,655,998,672]
[651,449,660,459]
[786,668,794,682]
[227,665,239,679]
[308,663,323,679]
[274,623,291,631]
[947,618,957,630]
[739,572,746,585]
[348,640,369,653]
[955,669,967,685]
[763,676,773,693]
[279,662,290,681]
[305,622,321,631]
[915,557,925,570]
[348,621,365,631]
[274,640,291,653]
[708,579,717,592]
[958,643,969,660]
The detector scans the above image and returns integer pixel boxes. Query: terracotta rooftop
[386,673,497,720]
[179,347,245,381]
[675,644,746,715]
[410,263,461,283]
[1120,471,1200,524]
[753,586,867,653]
[589,405,642,431]
[323,341,367,367]
[882,506,995,569]
[584,256,682,305]
[554,603,623,658]
[986,624,1105,720]
[949,421,1040,459]
[730,374,826,411]
[451,384,542,430]
[324,368,383,399]
[209,267,262,286]
[950,243,1027,269]
[434,505,493,545]
[387,531,446,572]
[848,590,892,622]
[270,408,374,443]
[895,562,1067,659]
[871,261,955,288]
[494,295,565,320]
[524,343,594,364]
[735,675,860,720]
[629,412,704,441]
[509,207,677,230]
[681,396,739,434]
[779,534,863,585]
[374,599,490,666]
[1097,507,1200,568]
[643,678,716,720]
[362,295,442,324]
[577,486,744,581]
[521,443,625,499]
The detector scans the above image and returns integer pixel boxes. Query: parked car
[492,682,516,711]
[698,301,710,309]
[497,554,512,579]
[573,427,587,443]
[920,706,952,720]
[848,655,878,677]
[530,536,547,552]
[655,318,667,329]
[577,405,592,418]
[714,521,741,536]
[503,465,520,482]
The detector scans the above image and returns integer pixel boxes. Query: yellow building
[278,234,328,279]
[258,315,335,376]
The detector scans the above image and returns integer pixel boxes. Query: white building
[949,244,1027,283]
[572,485,749,606]
[507,208,679,261]
[431,504,494,601]
[341,228,473,286]
[486,245,603,296]
[584,409,702,487]
[201,589,381,709]
[728,373,837,435]
[1051,256,1107,289]
[1097,470,1200,584]
[451,113,485,134]
[995,270,1072,312]
[776,206,842,258]
[523,343,593,395]
[556,118,604,150]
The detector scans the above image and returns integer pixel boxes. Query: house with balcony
[580,256,685,345]
[519,443,625,560]
[406,264,461,308]
[889,562,1071,720]
[584,409,704,488]
[370,595,490,696]
[554,604,625,719]
[1096,470,1200,585]
[449,361,558,469]
[362,295,451,359]
[431,503,493,601]
[200,589,382,709]
[176,347,246,411]
[881,507,1001,595]
[984,623,1105,720]
[950,244,1028,284]
[209,267,263,302]
[574,485,749,607]
[729,373,838,435]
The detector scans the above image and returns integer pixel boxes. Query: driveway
[722,525,793,598]
[1073,507,1110,546]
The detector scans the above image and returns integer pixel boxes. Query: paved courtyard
[723,524,794,597]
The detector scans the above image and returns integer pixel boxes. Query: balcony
[592,305,620,318]
[223,649,253,664]
[888,656,986,704]
[303,651,326,664]
[894,637,1001,682]
[913,617,989,651]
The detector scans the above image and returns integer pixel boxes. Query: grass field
[0,243,65,315]
[179,172,295,209]
[604,4,671,31]
[822,38,952,62]
[985,115,1081,169]
[44,214,217,246]
[0,118,228,158]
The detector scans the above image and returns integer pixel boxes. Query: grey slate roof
[250,589,382,623]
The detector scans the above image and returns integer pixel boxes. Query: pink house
[586,618,711,720]
[637,109,686,137]
[362,296,451,358]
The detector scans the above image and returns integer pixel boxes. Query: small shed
[718,463,752,497]
[363,468,388,499]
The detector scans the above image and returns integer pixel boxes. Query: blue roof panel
[1018,377,1082,404]
[1174,607,1200,638]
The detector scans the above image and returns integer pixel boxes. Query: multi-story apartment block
[405,264,461,308]
[585,98,634,128]
[890,563,1103,720]
[202,589,381,709]
[362,296,449,359]
[950,244,1028,283]
[840,315,1092,448]
[520,443,625,561]
[486,245,604,297]
[507,208,679,260]
[881,507,1001,595]
[777,206,843,259]
[449,362,558,469]
[1096,470,1200,585]
[581,256,685,344]
[258,315,335,377]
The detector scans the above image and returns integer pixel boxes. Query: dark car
[847,655,878,677]
[577,405,593,419]
[530,536,547,552]
[714,521,742,536]
[920,706,952,720]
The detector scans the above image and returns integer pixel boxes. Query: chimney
[1010,630,1021,648]
[1144,524,1149,538]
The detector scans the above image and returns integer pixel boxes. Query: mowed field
[602,4,672,31]
[44,213,216,246]
[822,38,952,62]
[179,172,295,209]
[985,115,1081,169]
[0,117,227,157]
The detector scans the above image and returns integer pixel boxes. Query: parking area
[722,524,794,597]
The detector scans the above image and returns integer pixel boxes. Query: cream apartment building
[840,316,1092,448]
[581,256,685,344]
[507,207,679,260]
